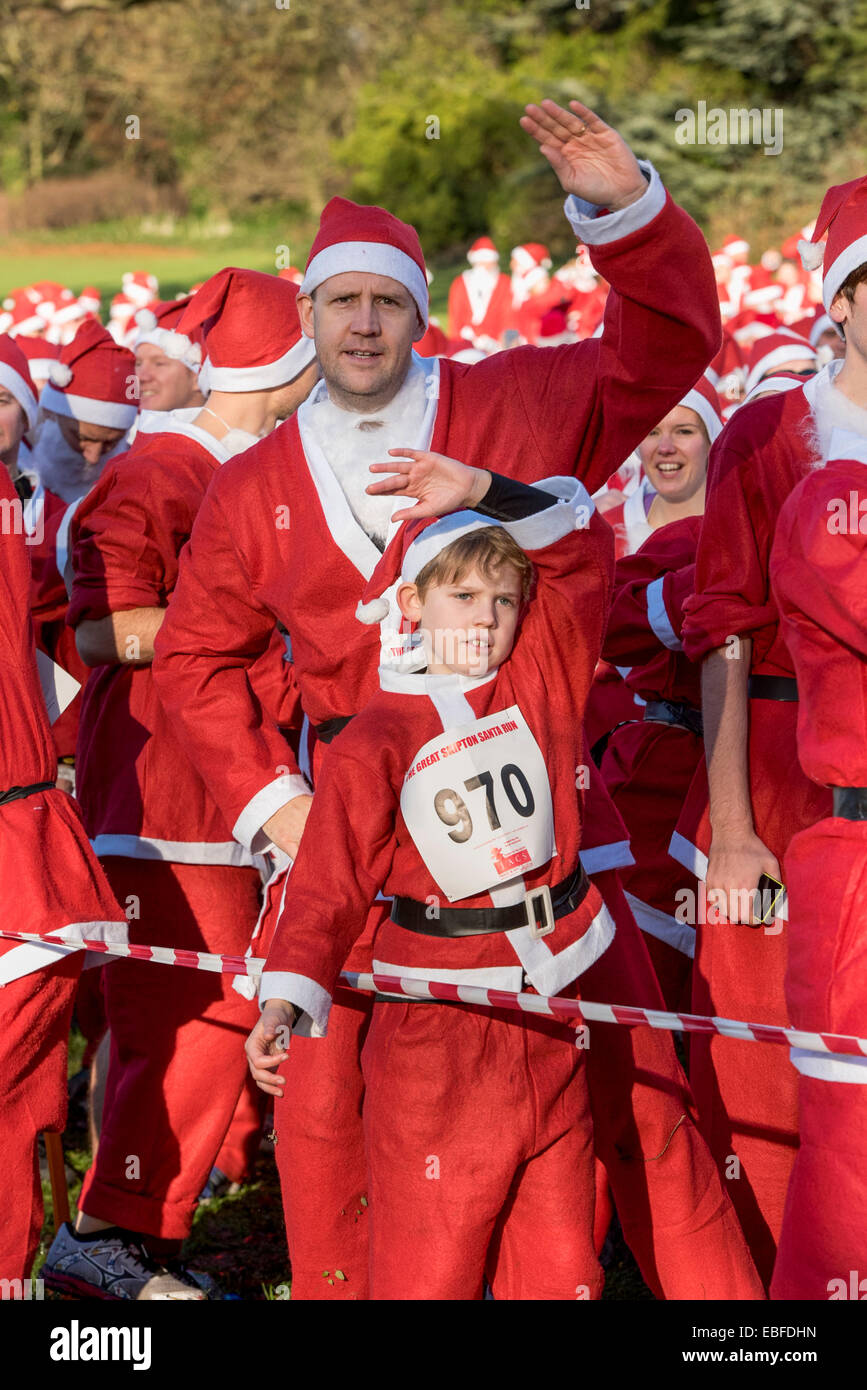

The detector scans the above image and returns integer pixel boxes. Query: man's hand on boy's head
[245,1000,298,1097]
[367,448,491,521]
[263,793,313,860]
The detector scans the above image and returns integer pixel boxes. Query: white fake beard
[31,417,126,503]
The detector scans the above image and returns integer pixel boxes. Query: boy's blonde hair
[413,526,533,601]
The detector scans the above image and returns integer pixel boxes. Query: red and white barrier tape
[5,930,865,1059]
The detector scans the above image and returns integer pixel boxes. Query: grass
[0,214,463,322]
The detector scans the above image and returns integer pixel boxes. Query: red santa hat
[300,197,429,339]
[711,251,733,270]
[511,243,552,274]
[0,334,39,430]
[798,178,867,310]
[467,237,499,266]
[355,509,516,626]
[178,268,316,392]
[121,270,159,308]
[2,288,47,338]
[679,376,724,444]
[39,320,137,429]
[744,328,818,396]
[741,370,811,407]
[77,286,102,315]
[13,334,61,386]
[133,296,203,374]
[277,266,304,284]
[721,235,750,258]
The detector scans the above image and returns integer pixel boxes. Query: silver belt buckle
[526,883,555,939]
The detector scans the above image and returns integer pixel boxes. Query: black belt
[0,780,55,807]
[391,864,590,938]
[748,675,798,702]
[313,716,354,745]
[643,699,703,738]
[833,787,867,821]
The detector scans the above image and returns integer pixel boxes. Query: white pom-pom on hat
[48,361,73,387]
[355,597,391,625]
[135,307,158,331]
[798,239,825,273]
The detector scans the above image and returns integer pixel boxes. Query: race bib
[400,705,555,902]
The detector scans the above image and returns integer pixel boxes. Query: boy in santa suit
[42,271,317,1300]
[672,177,867,1285]
[447,237,512,348]
[246,449,757,1300]
[769,426,867,1299]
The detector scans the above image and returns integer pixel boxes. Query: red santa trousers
[77,858,260,1240]
[582,869,764,1299]
[213,1072,267,1185]
[601,723,702,1014]
[675,699,828,1284]
[771,819,867,1300]
[362,997,603,1301]
[272,984,373,1301]
[0,950,82,1281]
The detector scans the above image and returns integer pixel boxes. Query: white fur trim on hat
[822,235,867,312]
[355,597,391,625]
[744,342,818,396]
[798,238,825,273]
[299,240,429,339]
[809,312,840,346]
[39,382,138,430]
[0,363,38,430]
[48,361,73,388]
[680,387,723,443]
[134,322,202,374]
[198,333,316,393]
[134,307,158,332]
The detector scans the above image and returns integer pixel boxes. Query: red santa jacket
[771,431,867,787]
[447,269,513,344]
[67,415,294,863]
[0,468,127,984]
[603,516,701,708]
[31,491,89,761]
[258,477,615,1032]
[153,176,719,852]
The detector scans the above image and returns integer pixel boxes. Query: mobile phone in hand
[753,872,785,928]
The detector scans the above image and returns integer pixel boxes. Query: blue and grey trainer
[42,1224,210,1300]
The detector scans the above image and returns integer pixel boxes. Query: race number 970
[433,765,535,843]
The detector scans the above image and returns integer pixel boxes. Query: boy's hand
[519,99,646,211]
[263,793,313,860]
[367,449,491,521]
[245,1000,297,1097]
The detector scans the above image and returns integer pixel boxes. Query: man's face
[0,390,28,467]
[46,410,127,466]
[297,272,419,412]
[135,343,202,413]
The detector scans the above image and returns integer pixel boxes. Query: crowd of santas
[2,141,867,1304]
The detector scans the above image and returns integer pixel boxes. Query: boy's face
[398,561,524,678]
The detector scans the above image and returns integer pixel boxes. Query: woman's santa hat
[299,197,429,340]
[721,234,750,259]
[798,178,867,310]
[39,320,137,429]
[0,335,39,430]
[179,268,316,392]
[679,375,724,443]
[467,237,500,266]
[134,296,203,374]
[744,328,818,396]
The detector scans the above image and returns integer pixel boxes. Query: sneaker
[198,1166,241,1203]
[42,1223,208,1301]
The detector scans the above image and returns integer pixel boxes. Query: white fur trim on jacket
[232,774,313,854]
[258,970,331,1037]
[645,576,682,650]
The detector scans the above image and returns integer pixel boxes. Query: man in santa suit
[721,235,756,314]
[0,462,135,1290]
[0,335,39,495]
[132,297,206,414]
[41,270,317,1300]
[672,176,867,1286]
[508,242,570,344]
[769,427,867,1299]
[447,237,512,348]
[154,102,768,1299]
[742,328,818,398]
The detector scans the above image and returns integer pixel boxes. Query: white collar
[133,407,239,462]
[379,665,498,697]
